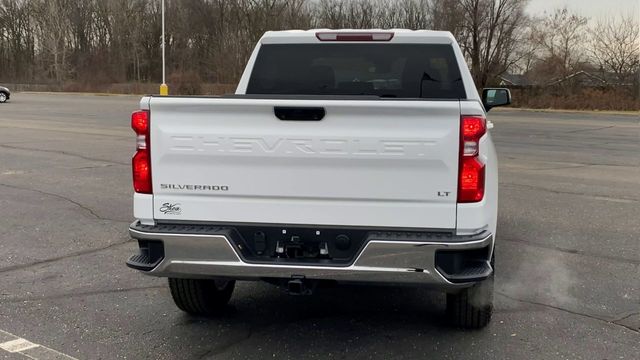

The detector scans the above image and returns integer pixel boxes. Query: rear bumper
[128,222,494,289]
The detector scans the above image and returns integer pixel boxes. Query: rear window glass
[247,44,466,99]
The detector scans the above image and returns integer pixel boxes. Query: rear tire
[168,278,235,316]
[446,273,494,329]
[0,92,7,103]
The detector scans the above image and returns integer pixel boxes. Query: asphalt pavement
[0,93,638,359]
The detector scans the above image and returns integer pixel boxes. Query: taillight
[132,150,152,193]
[131,110,149,134]
[131,110,151,194]
[458,116,486,203]
[316,32,394,41]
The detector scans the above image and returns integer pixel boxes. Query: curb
[493,107,639,116]
[17,91,144,97]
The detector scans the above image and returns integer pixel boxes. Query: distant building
[498,74,534,87]
[499,70,636,89]
[546,71,606,87]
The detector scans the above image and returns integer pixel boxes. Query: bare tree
[511,19,540,75]
[533,7,588,79]
[428,0,464,38]
[0,0,36,81]
[396,0,430,29]
[457,0,528,88]
[32,0,72,84]
[0,0,530,89]
[588,14,639,85]
[2,0,631,98]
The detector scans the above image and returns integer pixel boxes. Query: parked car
[0,86,10,103]
[126,29,511,329]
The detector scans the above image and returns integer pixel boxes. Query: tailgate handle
[274,107,325,121]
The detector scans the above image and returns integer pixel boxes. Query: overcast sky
[526,0,639,18]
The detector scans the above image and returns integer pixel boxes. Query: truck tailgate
[149,97,460,229]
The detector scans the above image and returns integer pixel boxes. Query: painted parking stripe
[0,329,78,360]
[0,338,39,353]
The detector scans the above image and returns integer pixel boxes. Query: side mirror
[482,88,511,111]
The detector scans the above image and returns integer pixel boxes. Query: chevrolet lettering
[169,136,436,158]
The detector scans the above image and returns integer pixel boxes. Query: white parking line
[0,329,78,360]
[0,338,39,352]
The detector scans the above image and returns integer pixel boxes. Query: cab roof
[260,29,456,45]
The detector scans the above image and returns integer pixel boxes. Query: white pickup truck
[127,30,511,328]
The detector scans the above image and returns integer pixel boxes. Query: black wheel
[168,278,235,316]
[0,92,7,103]
[446,275,493,329]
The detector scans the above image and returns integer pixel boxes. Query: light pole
[159,0,168,95]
